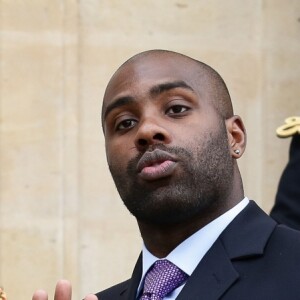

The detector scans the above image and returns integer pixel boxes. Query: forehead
[103,54,201,105]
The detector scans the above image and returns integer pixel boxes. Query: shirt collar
[141,197,249,278]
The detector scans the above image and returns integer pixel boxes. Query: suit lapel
[176,238,239,300]
[120,253,142,300]
[220,201,276,260]
[177,201,277,300]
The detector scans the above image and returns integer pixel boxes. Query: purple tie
[141,259,188,300]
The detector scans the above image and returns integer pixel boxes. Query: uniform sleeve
[270,134,300,230]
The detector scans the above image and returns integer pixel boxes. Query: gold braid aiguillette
[276,116,300,138]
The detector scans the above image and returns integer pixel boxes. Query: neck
[138,176,244,258]
[138,200,241,258]
[138,214,212,258]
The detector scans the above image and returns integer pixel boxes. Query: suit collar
[177,201,277,300]
[220,200,277,259]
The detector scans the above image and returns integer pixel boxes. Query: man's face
[102,54,234,224]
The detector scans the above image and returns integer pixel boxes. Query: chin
[126,197,209,225]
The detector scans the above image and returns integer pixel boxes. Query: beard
[108,121,234,225]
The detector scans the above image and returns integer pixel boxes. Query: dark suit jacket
[270,134,300,230]
[96,201,300,299]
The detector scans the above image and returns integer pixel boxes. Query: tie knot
[141,259,188,300]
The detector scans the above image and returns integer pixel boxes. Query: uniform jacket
[270,134,300,230]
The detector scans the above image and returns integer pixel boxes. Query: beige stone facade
[0,0,299,298]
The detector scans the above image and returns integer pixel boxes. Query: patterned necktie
[141,259,188,300]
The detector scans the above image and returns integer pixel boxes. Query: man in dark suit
[33,50,300,300]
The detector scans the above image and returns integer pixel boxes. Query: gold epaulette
[0,287,7,300]
[276,116,300,138]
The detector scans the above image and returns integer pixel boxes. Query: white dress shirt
[137,197,250,299]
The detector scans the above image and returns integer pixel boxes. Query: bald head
[102,50,233,124]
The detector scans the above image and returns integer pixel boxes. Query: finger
[54,280,72,300]
[84,294,98,300]
[32,289,48,300]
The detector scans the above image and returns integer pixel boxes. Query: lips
[136,149,177,181]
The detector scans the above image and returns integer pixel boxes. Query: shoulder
[254,223,300,279]
[94,279,131,300]
[268,223,300,250]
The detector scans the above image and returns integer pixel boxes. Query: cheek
[105,140,117,167]
[105,139,133,170]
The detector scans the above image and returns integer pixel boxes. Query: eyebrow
[103,96,135,122]
[102,80,195,122]
[150,80,195,97]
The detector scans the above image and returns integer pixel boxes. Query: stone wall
[0,1,299,298]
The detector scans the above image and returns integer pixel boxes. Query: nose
[134,117,171,150]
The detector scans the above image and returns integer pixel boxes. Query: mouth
[136,149,177,181]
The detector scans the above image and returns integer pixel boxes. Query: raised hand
[32,280,98,300]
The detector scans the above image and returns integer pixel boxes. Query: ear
[225,115,246,159]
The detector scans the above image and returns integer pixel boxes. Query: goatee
[109,123,234,225]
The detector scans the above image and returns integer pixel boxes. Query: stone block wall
[0,1,299,298]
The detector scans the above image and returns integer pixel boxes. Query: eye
[115,119,137,131]
[166,105,189,115]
